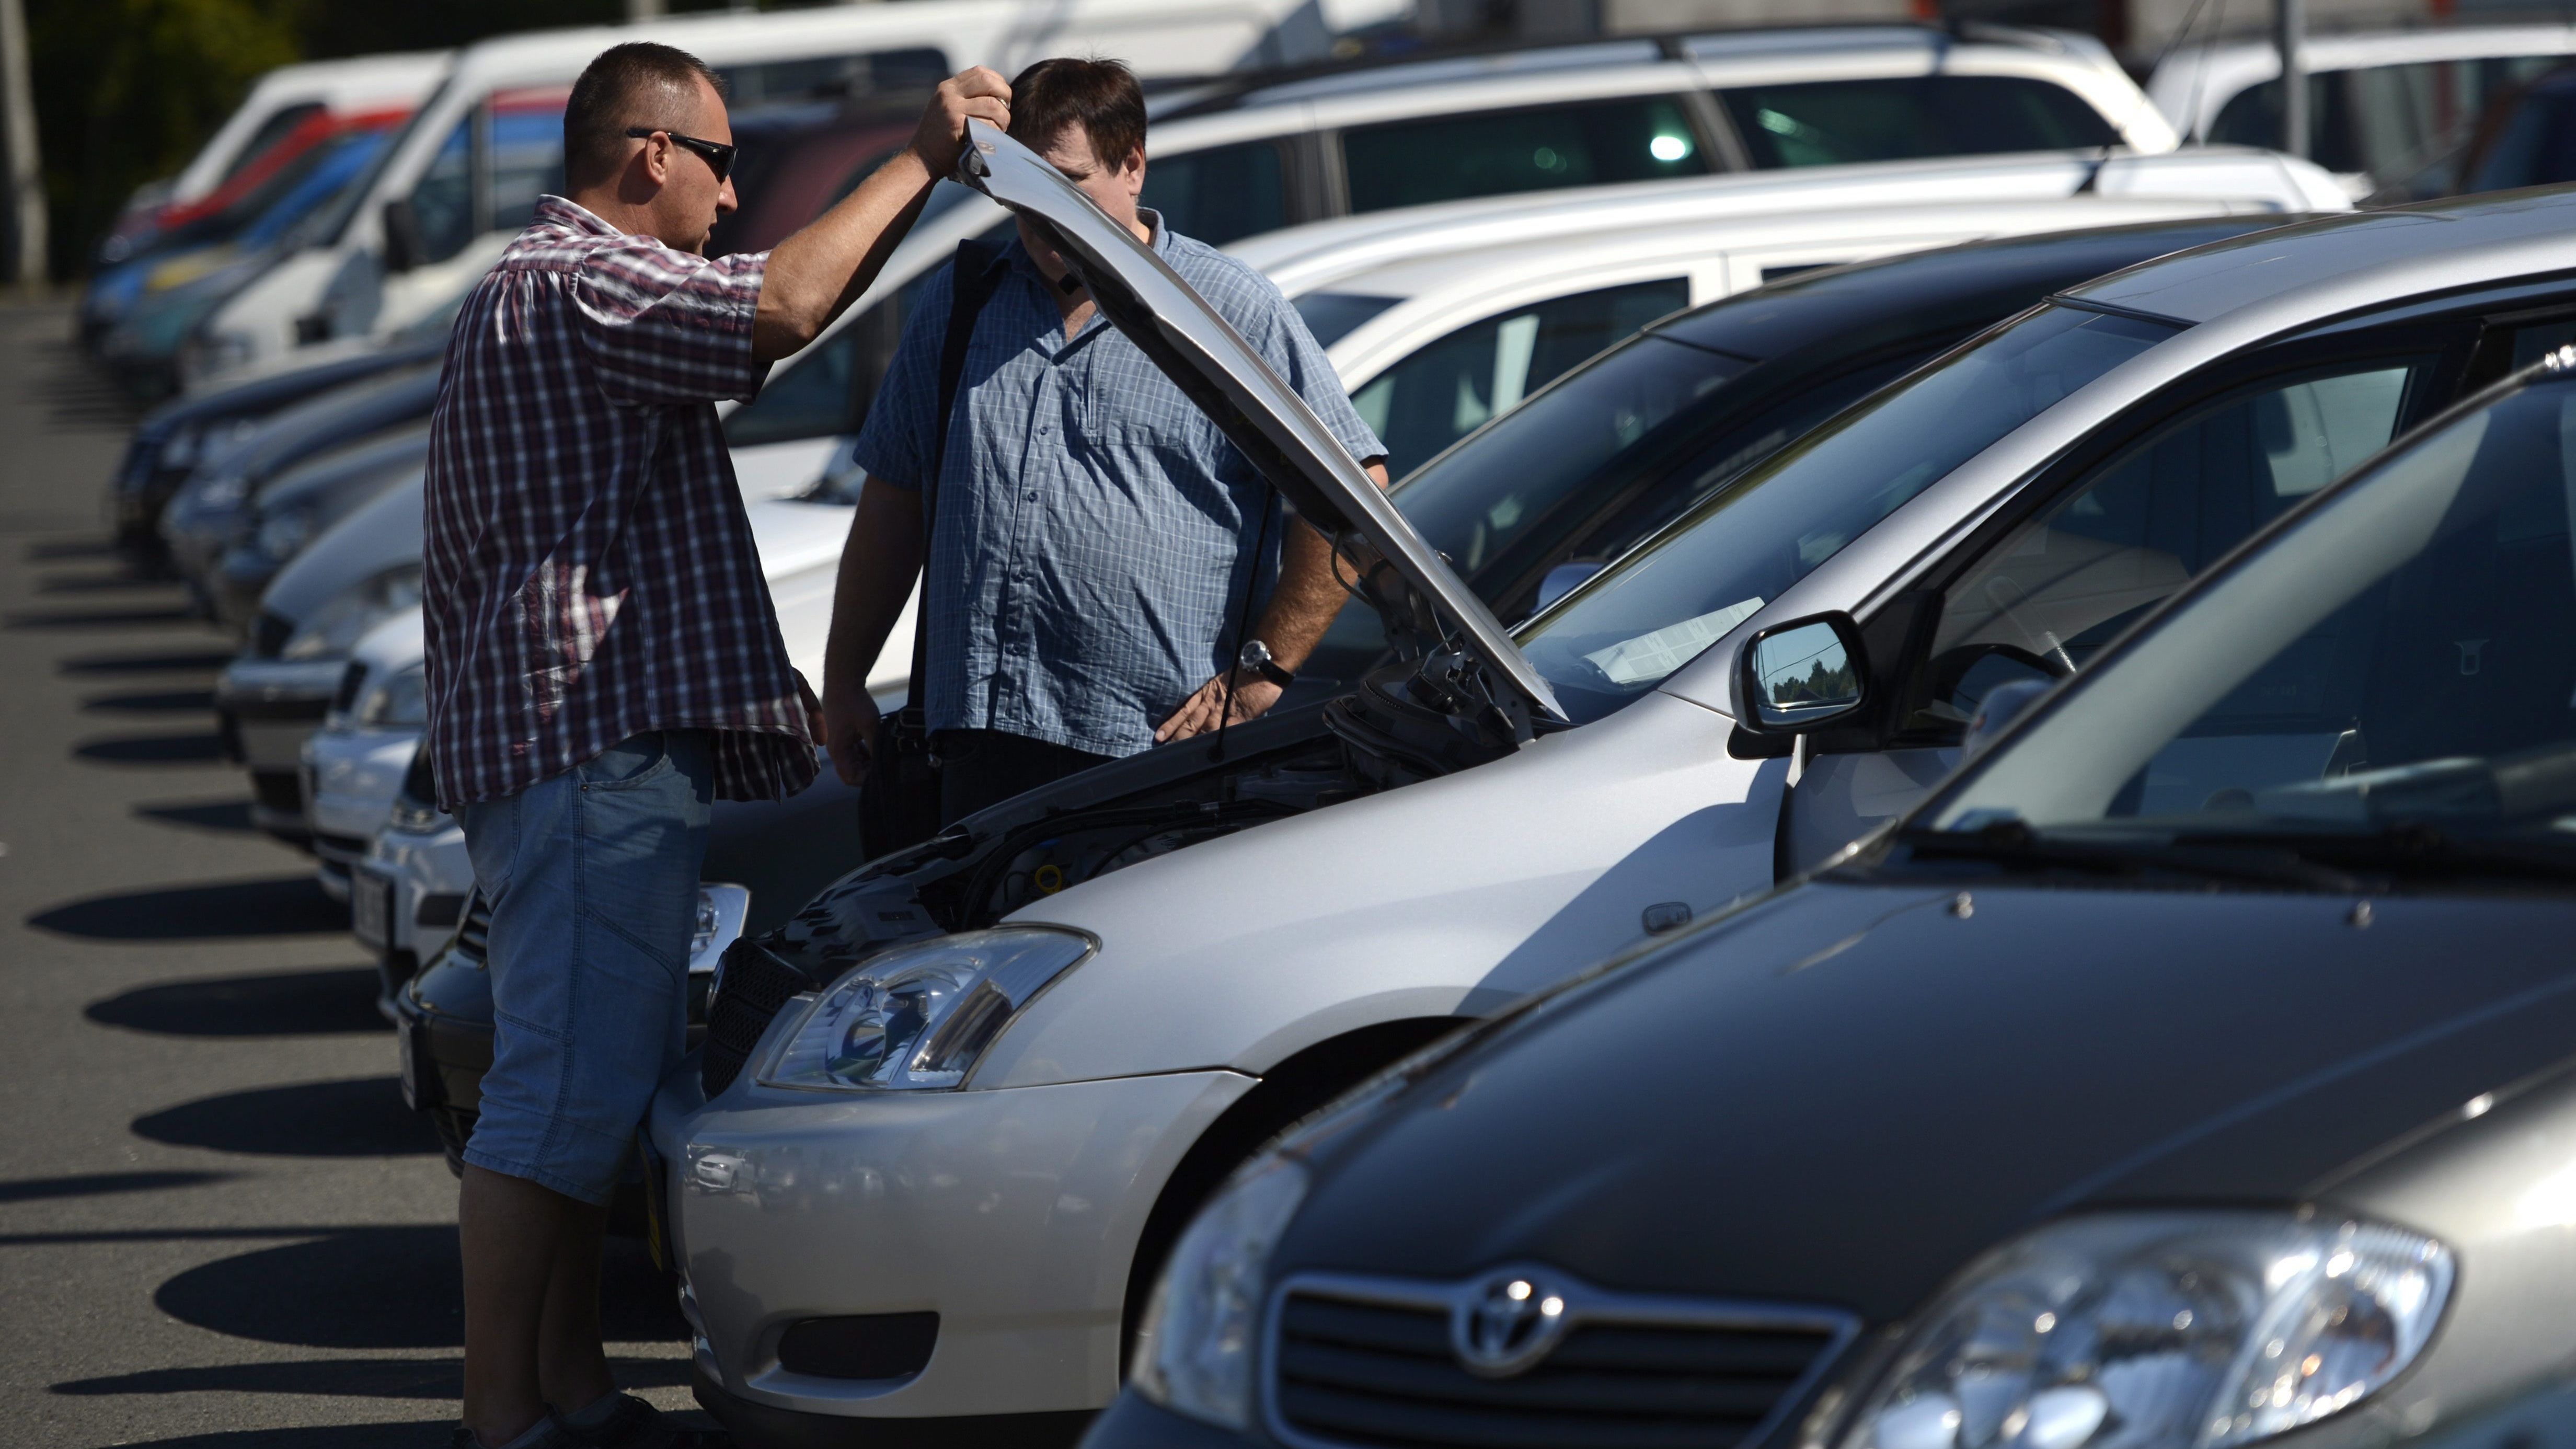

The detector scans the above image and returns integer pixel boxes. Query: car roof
[2068,186,2576,325]
[1651,213,2291,360]
[1316,197,2288,385]
[2147,23,2576,138]
[1230,146,2339,300]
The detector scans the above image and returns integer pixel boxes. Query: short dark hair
[1007,58,1145,170]
[564,42,728,191]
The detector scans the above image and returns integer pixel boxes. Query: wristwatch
[1237,638,1295,689]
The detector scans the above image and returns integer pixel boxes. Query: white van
[162,52,454,213]
[2147,23,2576,196]
[181,0,1407,385]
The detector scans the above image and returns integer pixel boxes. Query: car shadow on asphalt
[85,686,218,713]
[30,874,345,938]
[132,1077,435,1157]
[5,604,201,629]
[152,1226,687,1349]
[133,799,259,834]
[37,1423,459,1447]
[0,1169,233,1203]
[90,968,387,1037]
[55,647,235,675]
[51,1354,691,1401]
[74,729,228,764]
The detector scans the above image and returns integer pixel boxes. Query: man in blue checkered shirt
[822,57,1387,823]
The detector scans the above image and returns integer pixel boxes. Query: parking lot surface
[0,301,707,1447]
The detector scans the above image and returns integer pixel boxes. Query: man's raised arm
[754,67,1009,363]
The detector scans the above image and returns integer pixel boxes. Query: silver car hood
[956,120,1565,723]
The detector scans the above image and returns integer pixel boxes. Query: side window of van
[2209,56,2562,182]
[1723,75,2117,168]
[488,93,568,238]
[409,118,476,266]
[1143,140,1291,247]
[722,48,948,106]
[1339,96,1710,214]
[1909,359,2432,733]
[1351,278,1690,478]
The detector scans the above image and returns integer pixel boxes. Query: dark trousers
[935,728,1112,826]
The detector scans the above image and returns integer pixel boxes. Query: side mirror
[382,198,423,274]
[1737,613,1867,732]
[1533,560,1606,613]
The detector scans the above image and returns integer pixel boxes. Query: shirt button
[1025,490,1037,502]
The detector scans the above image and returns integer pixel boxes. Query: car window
[1143,140,1290,247]
[220,101,327,186]
[1339,96,1710,214]
[409,116,475,266]
[1934,373,2576,860]
[488,95,567,240]
[1519,304,2176,723]
[1352,279,1690,478]
[1913,360,2429,734]
[728,228,1011,453]
[1294,292,1403,349]
[720,48,948,106]
[2211,57,2567,184]
[1722,75,2117,169]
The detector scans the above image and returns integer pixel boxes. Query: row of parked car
[93,8,2576,1449]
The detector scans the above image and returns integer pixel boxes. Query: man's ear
[1122,145,1147,189]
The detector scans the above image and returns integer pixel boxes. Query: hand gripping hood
[955,120,1565,724]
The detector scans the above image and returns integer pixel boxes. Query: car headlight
[157,422,203,470]
[1841,1213,2453,1449]
[356,662,427,727]
[256,507,314,564]
[757,926,1092,1092]
[1132,1155,1309,1431]
[283,565,423,660]
[194,469,250,511]
[692,884,750,975]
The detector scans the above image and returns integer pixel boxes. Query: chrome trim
[1261,1264,1862,1449]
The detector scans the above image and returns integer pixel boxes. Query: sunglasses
[625,126,738,185]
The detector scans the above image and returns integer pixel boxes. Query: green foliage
[30,0,303,274]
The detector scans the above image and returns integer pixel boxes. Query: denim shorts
[458,730,712,1205]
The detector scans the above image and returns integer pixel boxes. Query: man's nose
[716,176,738,216]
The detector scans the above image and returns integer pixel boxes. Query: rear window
[1339,95,1711,214]
[1144,139,1291,247]
[1723,75,2117,168]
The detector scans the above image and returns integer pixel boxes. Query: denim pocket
[577,731,673,791]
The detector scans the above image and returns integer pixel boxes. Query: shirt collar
[1001,205,1168,279]
[535,195,663,246]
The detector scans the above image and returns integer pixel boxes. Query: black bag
[859,241,999,859]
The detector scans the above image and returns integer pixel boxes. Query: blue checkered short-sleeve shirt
[852,213,1384,758]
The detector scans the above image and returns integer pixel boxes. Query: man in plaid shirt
[423,42,1007,1449]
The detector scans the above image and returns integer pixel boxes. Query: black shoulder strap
[902,239,1002,719]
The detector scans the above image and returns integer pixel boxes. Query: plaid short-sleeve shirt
[422,196,816,810]
[850,214,1384,758]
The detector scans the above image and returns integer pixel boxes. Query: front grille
[415,893,465,929]
[699,939,816,1098]
[452,892,491,967]
[251,770,304,815]
[1270,1278,1851,1449]
[332,661,367,714]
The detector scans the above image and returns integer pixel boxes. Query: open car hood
[956,120,1564,724]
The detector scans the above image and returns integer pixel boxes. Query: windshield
[1517,305,2177,722]
[1934,372,2576,870]
[1393,332,1745,569]
[317,80,447,248]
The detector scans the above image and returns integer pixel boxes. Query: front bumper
[1074,1392,1246,1449]
[216,657,345,841]
[655,1062,1256,1423]
[362,817,471,1013]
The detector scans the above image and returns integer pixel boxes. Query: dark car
[107,327,442,572]
[1094,353,2576,1449]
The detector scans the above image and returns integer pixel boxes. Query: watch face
[1239,639,1271,671]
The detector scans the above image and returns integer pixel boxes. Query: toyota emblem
[1452,1271,1573,1377]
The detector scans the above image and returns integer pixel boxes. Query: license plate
[351,867,395,953]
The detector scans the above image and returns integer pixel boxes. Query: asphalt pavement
[0,301,709,1447]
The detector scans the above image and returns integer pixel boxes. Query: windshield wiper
[2170,822,2576,887]
[1894,820,2362,891]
